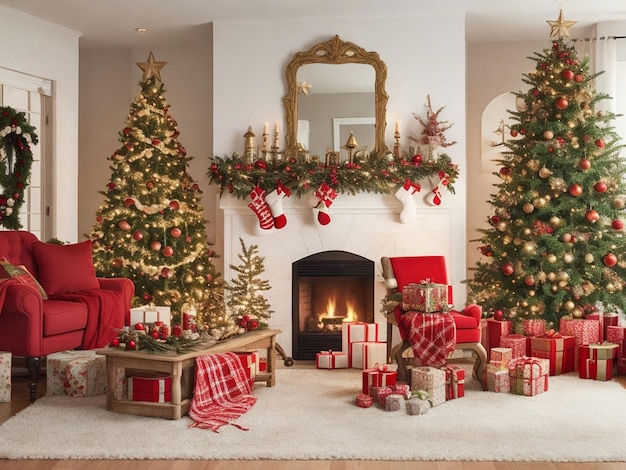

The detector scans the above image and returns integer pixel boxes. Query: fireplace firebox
[292,251,374,360]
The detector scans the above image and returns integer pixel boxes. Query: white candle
[264,122,268,134]
[275,121,280,134]
[395,121,400,133]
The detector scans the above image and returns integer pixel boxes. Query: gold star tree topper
[137,52,167,82]
[547,9,577,39]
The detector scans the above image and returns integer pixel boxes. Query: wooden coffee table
[96,328,281,420]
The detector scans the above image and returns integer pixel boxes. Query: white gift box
[316,350,349,369]
[350,341,387,369]
[342,322,383,367]
[130,305,171,326]
[0,351,11,402]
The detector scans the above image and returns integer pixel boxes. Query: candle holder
[393,129,402,158]
[344,131,358,163]
[243,126,256,164]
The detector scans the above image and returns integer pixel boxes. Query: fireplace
[292,251,374,360]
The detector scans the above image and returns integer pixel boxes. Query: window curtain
[574,37,617,112]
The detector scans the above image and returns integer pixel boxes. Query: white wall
[0,6,80,242]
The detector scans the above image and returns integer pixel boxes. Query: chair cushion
[42,299,89,336]
[0,257,48,299]
[32,240,100,296]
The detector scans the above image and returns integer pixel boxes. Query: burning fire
[317,296,358,331]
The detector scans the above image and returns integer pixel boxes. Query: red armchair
[0,231,134,400]
[381,255,487,387]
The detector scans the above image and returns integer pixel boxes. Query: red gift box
[585,313,604,342]
[530,334,576,375]
[500,334,529,358]
[234,351,257,381]
[487,319,513,358]
[559,318,600,371]
[579,358,614,381]
[362,367,397,394]
[606,326,626,369]
[402,282,448,312]
[603,313,619,340]
[523,319,546,337]
[355,393,373,408]
[128,374,172,403]
[442,364,465,399]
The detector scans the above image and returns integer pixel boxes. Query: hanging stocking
[265,183,291,229]
[395,178,421,224]
[312,182,337,226]
[426,171,450,206]
[248,185,274,230]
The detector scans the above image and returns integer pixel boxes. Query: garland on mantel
[208,152,459,200]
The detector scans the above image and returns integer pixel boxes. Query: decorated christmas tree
[225,238,273,332]
[87,52,229,333]
[466,13,626,329]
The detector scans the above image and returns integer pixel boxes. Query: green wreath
[0,106,38,230]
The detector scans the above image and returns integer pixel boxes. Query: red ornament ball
[578,159,591,170]
[595,139,605,148]
[124,198,135,207]
[594,181,608,193]
[510,129,518,137]
[127,340,136,350]
[168,200,180,210]
[561,69,574,81]
[611,219,624,230]
[412,154,423,164]
[568,183,583,197]
[501,262,514,276]
[499,167,512,177]
[170,227,182,238]
[146,181,154,190]
[575,74,584,83]
[118,220,131,231]
[132,230,143,241]
[111,338,120,347]
[555,97,569,110]
[134,322,145,331]
[585,209,600,223]
[162,246,174,257]
[603,253,618,267]
[254,160,267,170]
[493,310,504,321]
[150,240,162,251]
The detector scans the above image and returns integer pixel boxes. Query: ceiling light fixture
[135,27,148,33]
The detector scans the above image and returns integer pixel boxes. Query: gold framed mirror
[283,35,389,158]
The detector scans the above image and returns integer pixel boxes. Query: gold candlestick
[243,126,256,163]
[344,131,358,163]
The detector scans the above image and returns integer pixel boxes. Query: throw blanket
[189,352,257,432]
[53,289,126,349]
[401,311,456,367]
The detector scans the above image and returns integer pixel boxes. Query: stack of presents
[483,309,626,396]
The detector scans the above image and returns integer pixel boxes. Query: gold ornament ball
[563,253,574,263]
[523,203,535,214]
[607,283,616,293]
[572,307,584,318]
[561,232,572,243]
[547,272,557,281]
[613,198,625,209]
[547,254,557,263]
[523,228,531,235]
[550,216,561,226]
[183,274,194,284]
[584,253,594,263]
[535,197,547,208]
[564,300,575,311]
[539,167,552,179]
[543,130,554,140]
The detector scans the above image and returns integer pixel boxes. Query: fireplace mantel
[218,191,460,356]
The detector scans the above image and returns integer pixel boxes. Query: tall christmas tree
[88,52,229,333]
[225,238,273,333]
[466,12,626,329]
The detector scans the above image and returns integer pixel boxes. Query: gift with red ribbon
[606,326,626,373]
[442,364,465,400]
[508,356,549,396]
[578,343,617,381]
[500,334,530,358]
[529,334,576,375]
[362,363,397,394]
[486,318,513,358]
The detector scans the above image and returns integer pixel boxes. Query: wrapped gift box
[487,319,513,357]
[508,357,549,396]
[362,368,397,394]
[384,394,404,412]
[374,386,393,407]
[47,350,107,397]
[579,358,614,381]
[128,374,172,402]
[604,313,619,340]
[406,397,430,415]
[486,360,507,373]
[130,305,171,326]
[351,341,387,370]
[530,334,576,376]
[342,322,382,367]
[585,313,604,342]
[491,347,512,364]
[410,366,446,406]
[559,318,600,371]
[523,319,546,337]
[316,350,349,369]
[442,364,465,399]
[0,351,10,402]
[487,369,510,393]
[234,351,257,381]
[606,326,626,370]
[355,393,373,408]
[402,282,448,312]
[579,342,618,361]
[393,383,410,399]
[500,334,529,358]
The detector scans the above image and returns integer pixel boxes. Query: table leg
[266,334,276,387]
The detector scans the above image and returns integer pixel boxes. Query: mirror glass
[283,36,389,159]
[296,64,375,158]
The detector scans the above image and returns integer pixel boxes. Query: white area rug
[1,366,625,461]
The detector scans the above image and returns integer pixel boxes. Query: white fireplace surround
[219,191,465,357]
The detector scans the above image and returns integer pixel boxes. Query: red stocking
[426,171,450,206]
[312,182,337,226]
[265,183,290,229]
[248,185,274,230]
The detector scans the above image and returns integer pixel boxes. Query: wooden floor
[2,367,626,470]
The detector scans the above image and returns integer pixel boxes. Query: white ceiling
[0,0,625,49]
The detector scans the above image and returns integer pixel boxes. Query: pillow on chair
[32,240,100,296]
[0,258,48,299]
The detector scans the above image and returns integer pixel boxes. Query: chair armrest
[1,282,43,318]
[97,278,135,320]
[459,303,482,327]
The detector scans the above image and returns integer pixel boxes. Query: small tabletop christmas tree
[466,11,626,329]
[87,52,231,334]
[225,238,273,333]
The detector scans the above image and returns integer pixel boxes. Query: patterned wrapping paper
[579,358,614,381]
[523,319,547,337]
[410,366,446,406]
[393,383,410,399]
[351,341,387,370]
[46,350,107,397]
[486,369,510,393]
[491,347,513,363]
[559,318,600,371]
[606,326,626,368]
[487,319,513,357]
[316,350,349,369]
[406,397,430,415]
[508,357,549,396]
[355,393,373,408]
[0,351,10,402]
[402,283,448,312]
[529,334,576,376]
[442,364,465,399]
[486,360,508,373]
[384,394,404,411]
[603,313,619,340]
[500,334,529,358]
[341,322,382,367]
[585,313,604,342]
[375,386,393,407]
[362,368,397,395]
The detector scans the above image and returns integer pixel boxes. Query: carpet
[1,366,626,461]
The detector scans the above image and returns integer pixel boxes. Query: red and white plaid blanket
[401,312,456,367]
[188,352,257,432]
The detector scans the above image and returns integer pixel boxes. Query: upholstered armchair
[0,231,134,400]
[381,255,487,388]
